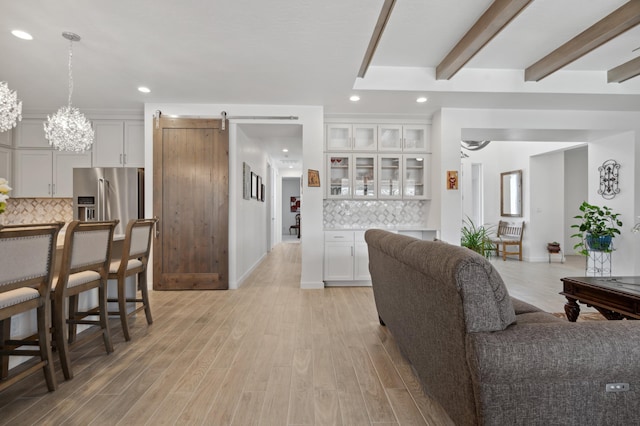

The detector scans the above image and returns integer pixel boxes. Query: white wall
[235,126,270,284]
[143,103,325,290]
[564,146,588,254]
[529,150,565,261]
[282,178,300,234]
[588,132,637,275]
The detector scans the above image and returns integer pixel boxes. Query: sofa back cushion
[365,229,516,333]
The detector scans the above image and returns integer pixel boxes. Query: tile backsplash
[1,198,73,225]
[324,199,428,229]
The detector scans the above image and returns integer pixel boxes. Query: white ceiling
[2,0,640,165]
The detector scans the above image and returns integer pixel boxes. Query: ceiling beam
[525,1,640,82]
[435,0,533,80]
[357,0,397,78]
[608,56,640,83]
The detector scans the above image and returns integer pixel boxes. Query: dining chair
[51,220,117,380]
[0,222,64,392]
[107,218,157,341]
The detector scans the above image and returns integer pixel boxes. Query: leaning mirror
[500,170,522,217]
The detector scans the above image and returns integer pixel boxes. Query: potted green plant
[461,217,494,258]
[570,201,623,255]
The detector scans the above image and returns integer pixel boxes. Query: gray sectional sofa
[365,229,640,426]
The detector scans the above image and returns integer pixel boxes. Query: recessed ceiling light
[138,86,151,93]
[416,97,428,103]
[11,30,33,40]
[349,95,360,102]
[282,148,289,152]
[289,166,293,169]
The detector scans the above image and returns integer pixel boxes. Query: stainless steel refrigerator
[73,168,144,235]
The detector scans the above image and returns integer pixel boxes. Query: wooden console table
[560,276,640,322]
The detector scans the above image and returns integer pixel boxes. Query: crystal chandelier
[0,81,22,132]
[44,32,94,152]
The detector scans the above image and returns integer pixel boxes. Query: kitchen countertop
[324,227,437,232]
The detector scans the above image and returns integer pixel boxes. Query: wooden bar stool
[108,218,157,341]
[51,220,117,380]
[0,222,64,392]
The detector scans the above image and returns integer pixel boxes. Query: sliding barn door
[153,117,229,290]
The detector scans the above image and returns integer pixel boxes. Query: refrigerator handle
[104,179,111,220]
[97,178,104,221]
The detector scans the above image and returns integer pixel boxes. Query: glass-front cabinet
[353,154,377,199]
[402,125,430,152]
[326,124,351,151]
[377,125,403,151]
[403,154,431,199]
[326,124,377,151]
[327,154,352,198]
[378,155,402,199]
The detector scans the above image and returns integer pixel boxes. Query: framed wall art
[308,169,320,187]
[243,162,251,200]
[251,172,258,199]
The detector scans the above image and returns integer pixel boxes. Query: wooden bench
[491,220,524,261]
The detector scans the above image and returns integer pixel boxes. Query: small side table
[547,244,564,263]
[548,249,564,263]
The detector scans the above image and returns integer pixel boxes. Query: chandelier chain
[68,39,74,108]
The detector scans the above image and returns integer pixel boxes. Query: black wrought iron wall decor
[598,159,620,199]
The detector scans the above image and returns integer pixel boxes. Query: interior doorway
[282,177,301,241]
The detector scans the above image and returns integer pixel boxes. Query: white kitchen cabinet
[378,124,430,152]
[14,119,50,148]
[353,154,377,199]
[378,155,402,199]
[377,124,403,151]
[326,124,377,151]
[0,129,12,147]
[0,147,11,181]
[324,231,371,283]
[327,153,352,198]
[14,150,91,197]
[353,231,371,281]
[403,154,431,199]
[402,125,430,152]
[92,120,144,167]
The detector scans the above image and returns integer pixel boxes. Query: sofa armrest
[467,321,640,383]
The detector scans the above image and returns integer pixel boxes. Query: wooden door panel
[153,117,228,290]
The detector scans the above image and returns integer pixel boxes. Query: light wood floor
[0,243,585,425]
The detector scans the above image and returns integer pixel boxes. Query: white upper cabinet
[351,124,377,151]
[14,150,91,197]
[326,124,377,151]
[378,124,430,152]
[0,147,11,181]
[14,119,50,148]
[402,125,431,152]
[0,129,12,147]
[93,120,144,167]
[377,124,403,151]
